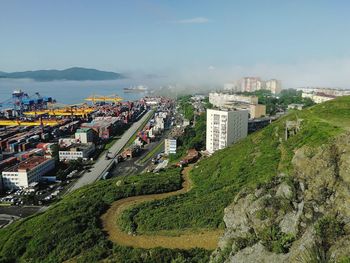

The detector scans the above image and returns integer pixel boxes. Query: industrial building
[75,128,94,143]
[59,143,95,161]
[1,156,55,189]
[206,108,248,153]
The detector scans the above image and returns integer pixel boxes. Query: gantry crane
[0,118,63,126]
[84,94,123,104]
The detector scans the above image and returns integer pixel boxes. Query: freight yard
[0,90,175,227]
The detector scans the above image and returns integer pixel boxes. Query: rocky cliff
[211,132,350,263]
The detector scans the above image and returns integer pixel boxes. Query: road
[69,110,153,192]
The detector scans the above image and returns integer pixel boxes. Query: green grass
[2,97,350,262]
[0,168,210,263]
[119,97,350,234]
[104,137,118,150]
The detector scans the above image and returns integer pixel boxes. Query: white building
[2,156,55,189]
[164,139,177,154]
[206,108,249,153]
[209,92,265,119]
[265,79,282,94]
[238,77,264,92]
[302,92,335,104]
[75,128,94,144]
[59,143,95,161]
[209,92,258,107]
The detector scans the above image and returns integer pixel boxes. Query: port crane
[84,94,123,104]
[23,103,95,117]
[0,118,63,126]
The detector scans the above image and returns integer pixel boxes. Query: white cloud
[174,17,210,24]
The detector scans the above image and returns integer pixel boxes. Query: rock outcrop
[211,133,350,263]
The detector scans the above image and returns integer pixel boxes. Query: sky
[1,0,350,88]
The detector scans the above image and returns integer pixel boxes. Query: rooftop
[76,128,92,133]
[4,156,50,172]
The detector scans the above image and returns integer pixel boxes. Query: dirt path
[100,166,223,250]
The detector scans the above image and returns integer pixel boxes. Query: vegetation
[170,95,207,162]
[315,215,345,252]
[169,113,206,162]
[119,97,349,234]
[258,225,295,253]
[0,67,124,81]
[0,168,209,262]
[2,97,350,262]
[178,95,195,121]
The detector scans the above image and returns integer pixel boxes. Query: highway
[69,110,153,192]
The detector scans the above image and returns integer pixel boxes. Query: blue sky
[1,0,350,87]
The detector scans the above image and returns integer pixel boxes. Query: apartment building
[209,92,259,107]
[209,92,265,119]
[238,77,263,92]
[1,156,55,189]
[164,138,177,155]
[265,79,282,94]
[206,109,248,153]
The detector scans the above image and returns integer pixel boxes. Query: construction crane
[84,94,123,104]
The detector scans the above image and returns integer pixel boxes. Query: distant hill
[0,67,125,81]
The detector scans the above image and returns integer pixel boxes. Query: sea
[0,78,160,108]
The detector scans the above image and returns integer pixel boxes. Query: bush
[258,225,295,253]
[315,215,345,252]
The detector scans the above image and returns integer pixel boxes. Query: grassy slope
[0,169,210,263]
[120,97,349,234]
[1,97,349,262]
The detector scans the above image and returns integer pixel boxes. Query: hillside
[1,97,350,262]
[0,67,124,81]
[0,169,210,262]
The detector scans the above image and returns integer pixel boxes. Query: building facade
[59,143,95,161]
[238,77,263,92]
[209,92,259,107]
[209,93,265,119]
[75,128,94,144]
[206,109,248,153]
[164,139,177,154]
[265,79,282,94]
[1,156,55,189]
[302,92,335,104]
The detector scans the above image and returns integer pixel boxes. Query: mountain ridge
[0,67,125,81]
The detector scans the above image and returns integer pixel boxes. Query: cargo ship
[123,85,148,93]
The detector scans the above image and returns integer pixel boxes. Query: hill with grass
[0,67,124,81]
[1,97,350,262]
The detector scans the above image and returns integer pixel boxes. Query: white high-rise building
[206,109,249,153]
[238,77,264,92]
[164,139,177,154]
[265,79,281,94]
